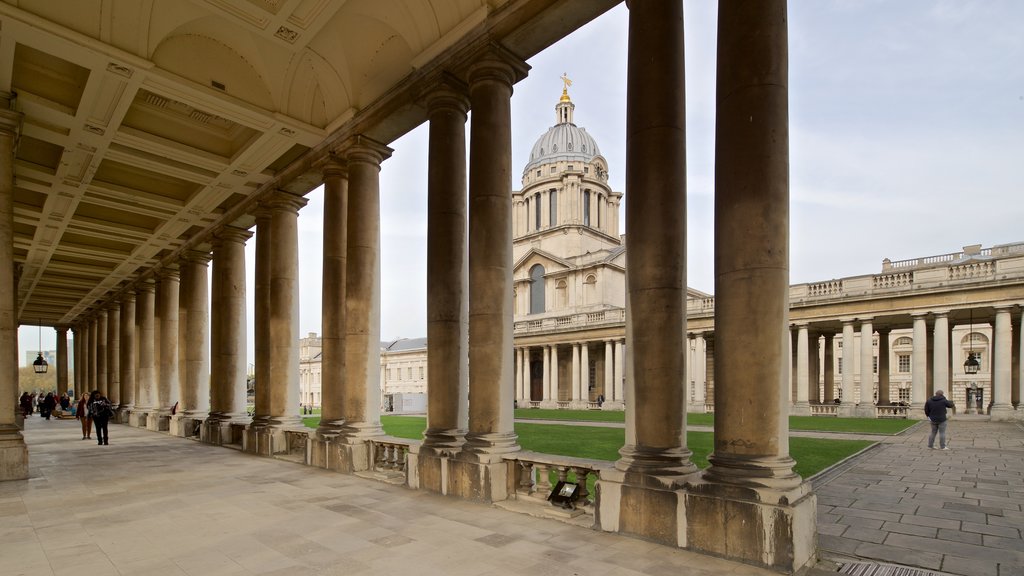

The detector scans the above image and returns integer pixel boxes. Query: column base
[308,434,371,473]
[989,404,1016,422]
[115,405,133,424]
[596,468,816,573]
[128,410,148,428]
[789,401,811,416]
[836,404,857,418]
[243,421,307,456]
[0,426,29,481]
[169,414,204,438]
[854,403,877,418]
[415,444,465,495]
[145,410,170,432]
[601,401,625,411]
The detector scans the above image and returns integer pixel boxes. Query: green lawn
[514,408,917,435]
[298,415,872,479]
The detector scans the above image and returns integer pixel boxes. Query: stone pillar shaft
[708,0,798,488]
[182,252,211,417]
[613,340,624,402]
[210,227,251,421]
[859,320,873,405]
[991,307,1014,419]
[796,325,809,404]
[877,329,891,404]
[97,310,108,396]
[89,317,98,393]
[136,281,156,411]
[911,314,928,405]
[841,321,855,403]
[580,343,590,402]
[319,160,349,434]
[56,328,69,397]
[266,193,307,427]
[157,270,180,413]
[823,334,835,403]
[120,293,136,409]
[417,77,468,444]
[551,345,560,401]
[542,346,551,400]
[693,334,706,406]
[107,306,120,404]
[933,313,950,395]
[465,52,521,456]
[253,210,272,423]
[571,344,581,401]
[604,340,614,401]
[341,140,390,438]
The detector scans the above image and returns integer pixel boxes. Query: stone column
[604,340,614,404]
[266,192,307,429]
[180,251,211,424]
[72,327,80,396]
[56,328,69,398]
[838,320,856,416]
[1015,306,1023,411]
[855,320,874,417]
[571,344,581,402]
[453,46,527,502]
[823,333,835,403]
[579,343,590,402]
[153,268,180,430]
[685,3,814,571]
[515,348,525,402]
[877,328,891,405]
[338,138,390,448]
[541,346,551,403]
[808,332,820,404]
[551,345,560,403]
[206,227,251,442]
[911,313,928,406]
[613,339,625,405]
[0,102,27,480]
[119,292,136,414]
[132,280,156,428]
[317,158,349,440]
[251,208,272,431]
[932,312,950,397]
[106,304,120,406]
[991,306,1014,420]
[693,333,706,409]
[925,316,935,399]
[96,312,107,395]
[793,324,810,415]
[88,313,98,389]
[421,77,469,459]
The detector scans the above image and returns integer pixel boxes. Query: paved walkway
[816,415,1024,576]
[4,417,783,576]
[6,414,1023,575]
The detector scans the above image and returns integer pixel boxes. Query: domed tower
[513,82,625,317]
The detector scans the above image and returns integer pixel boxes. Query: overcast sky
[19,1,1024,362]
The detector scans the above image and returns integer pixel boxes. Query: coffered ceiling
[1,0,616,327]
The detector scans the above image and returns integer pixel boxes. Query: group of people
[18,391,72,420]
[18,390,114,445]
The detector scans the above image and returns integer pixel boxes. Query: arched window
[583,274,597,304]
[555,279,567,308]
[530,265,545,314]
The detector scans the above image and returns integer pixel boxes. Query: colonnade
[513,339,625,409]
[1,3,815,570]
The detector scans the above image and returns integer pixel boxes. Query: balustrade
[873,272,912,289]
[810,404,839,416]
[875,405,909,419]
[504,451,611,517]
[369,437,413,474]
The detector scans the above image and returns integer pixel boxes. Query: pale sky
[19,1,1024,363]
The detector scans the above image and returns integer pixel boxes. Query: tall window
[525,198,530,231]
[837,358,843,375]
[534,193,541,230]
[549,189,557,226]
[583,190,591,226]
[898,354,911,373]
[597,194,601,228]
[529,264,545,314]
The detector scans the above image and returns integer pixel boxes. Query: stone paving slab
[815,415,1024,576]
[9,417,783,576]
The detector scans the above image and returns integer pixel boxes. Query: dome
[522,89,602,176]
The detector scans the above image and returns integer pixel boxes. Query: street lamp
[963,308,980,375]
[32,322,48,374]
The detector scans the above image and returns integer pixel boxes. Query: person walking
[76,392,93,440]
[41,392,56,420]
[20,392,32,417]
[88,391,114,446]
[924,389,955,450]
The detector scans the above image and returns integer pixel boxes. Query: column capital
[181,249,213,265]
[467,43,529,87]
[121,290,136,303]
[423,72,470,115]
[0,106,22,137]
[337,134,393,166]
[910,311,929,319]
[317,155,348,178]
[156,266,180,281]
[135,278,156,294]
[55,326,68,335]
[261,190,308,214]
[993,304,1014,312]
[840,318,856,326]
[213,225,253,245]
[930,309,951,318]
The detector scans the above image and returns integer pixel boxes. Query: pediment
[514,248,572,278]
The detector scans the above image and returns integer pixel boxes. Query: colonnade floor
[6,416,781,576]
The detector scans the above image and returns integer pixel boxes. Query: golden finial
[560,73,572,102]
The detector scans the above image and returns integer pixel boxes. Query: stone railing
[810,404,839,416]
[504,451,611,520]
[556,401,571,409]
[947,261,994,280]
[873,272,912,289]
[514,308,625,334]
[368,437,414,476]
[875,405,909,419]
[808,280,843,297]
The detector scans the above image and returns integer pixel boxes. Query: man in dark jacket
[924,390,955,450]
